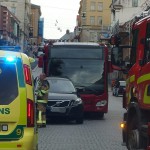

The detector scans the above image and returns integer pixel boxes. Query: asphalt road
[36,87,127,150]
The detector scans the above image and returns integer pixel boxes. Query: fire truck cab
[111,13,150,150]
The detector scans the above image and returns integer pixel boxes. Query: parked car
[46,77,84,124]
[113,80,126,97]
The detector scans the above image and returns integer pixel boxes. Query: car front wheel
[76,117,84,124]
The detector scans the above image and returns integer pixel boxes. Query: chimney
[66,29,69,34]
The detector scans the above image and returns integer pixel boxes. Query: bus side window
[145,39,150,62]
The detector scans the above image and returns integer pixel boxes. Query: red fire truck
[111,13,150,150]
[38,42,111,118]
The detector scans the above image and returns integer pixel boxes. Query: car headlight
[96,100,107,107]
[73,98,82,106]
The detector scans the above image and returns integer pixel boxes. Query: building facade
[77,0,111,43]
[30,4,41,45]
[110,0,148,36]
[110,0,150,79]
[0,0,31,50]
[110,0,150,64]
[0,5,20,46]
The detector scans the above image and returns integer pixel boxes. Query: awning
[112,65,122,71]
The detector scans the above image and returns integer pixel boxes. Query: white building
[110,0,149,34]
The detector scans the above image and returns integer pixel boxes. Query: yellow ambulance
[0,46,38,150]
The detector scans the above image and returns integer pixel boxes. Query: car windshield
[48,78,76,93]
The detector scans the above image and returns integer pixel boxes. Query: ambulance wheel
[36,144,38,150]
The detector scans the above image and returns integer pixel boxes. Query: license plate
[51,107,66,113]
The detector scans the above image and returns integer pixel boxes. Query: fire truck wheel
[127,129,139,150]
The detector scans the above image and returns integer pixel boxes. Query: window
[90,2,96,11]
[0,62,18,105]
[90,32,95,41]
[144,23,150,62]
[130,29,139,66]
[132,0,138,7]
[98,2,103,11]
[90,16,95,25]
[97,16,102,26]
[11,7,16,15]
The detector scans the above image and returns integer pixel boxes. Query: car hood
[48,93,78,101]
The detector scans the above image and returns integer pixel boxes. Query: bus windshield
[48,45,105,95]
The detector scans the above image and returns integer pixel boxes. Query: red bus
[39,42,110,118]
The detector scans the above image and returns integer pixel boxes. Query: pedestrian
[34,73,50,127]
[32,43,38,58]
[114,79,120,96]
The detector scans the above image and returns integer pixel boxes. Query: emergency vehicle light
[0,46,21,52]
[27,99,34,127]
[120,122,126,129]
[6,56,16,62]
[23,64,32,85]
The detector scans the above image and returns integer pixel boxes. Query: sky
[31,0,81,39]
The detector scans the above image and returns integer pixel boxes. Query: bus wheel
[127,129,139,150]
[99,112,104,119]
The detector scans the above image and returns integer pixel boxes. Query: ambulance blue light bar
[0,46,21,52]
[6,56,16,62]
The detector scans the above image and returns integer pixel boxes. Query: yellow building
[30,4,41,45]
[78,0,111,43]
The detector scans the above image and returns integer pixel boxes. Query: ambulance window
[145,23,150,62]
[0,63,18,105]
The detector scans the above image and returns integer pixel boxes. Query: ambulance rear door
[0,52,27,141]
